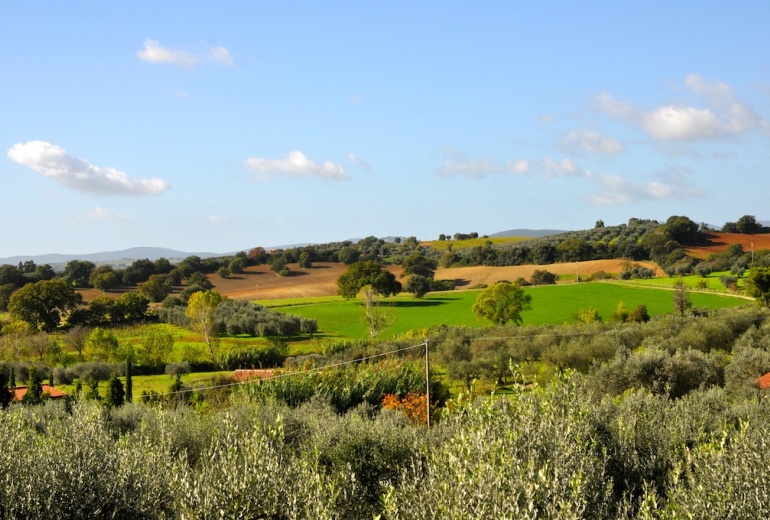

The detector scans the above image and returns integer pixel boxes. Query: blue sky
[2,2,769,257]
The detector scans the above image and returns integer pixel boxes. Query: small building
[231,369,275,382]
[12,385,67,402]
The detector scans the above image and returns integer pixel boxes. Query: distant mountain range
[489,229,567,238]
[0,247,225,268]
[0,229,568,267]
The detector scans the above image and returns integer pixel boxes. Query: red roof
[753,372,770,390]
[12,385,67,402]
[231,369,275,381]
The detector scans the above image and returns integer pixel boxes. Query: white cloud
[437,147,529,178]
[75,206,130,223]
[584,168,706,206]
[539,113,553,123]
[595,93,636,119]
[138,39,233,68]
[244,151,349,181]
[597,75,768,141]
[542,156,580,179]
[138,39,196,67]
[347,152,373,173]
[536,153,705,205]
[207,45,234,66]
[642,105,724,140]
[563,129,624,154]
[208,214,229,223]
[7,141,170,196]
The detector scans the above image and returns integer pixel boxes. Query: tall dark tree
[21,366,43,405]
[0,367,13,409]
[108,372,125,407]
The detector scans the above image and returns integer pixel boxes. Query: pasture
[270,282,750,341]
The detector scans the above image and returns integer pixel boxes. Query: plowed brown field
[211,259,663,300]
[685,232,770,259]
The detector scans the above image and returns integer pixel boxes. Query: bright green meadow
[270,281,751,341]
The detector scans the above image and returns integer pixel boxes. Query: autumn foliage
[381,392,429,425]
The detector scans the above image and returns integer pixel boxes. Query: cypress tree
[22,366,43,405]
[0,367,13,409]
[108,373,124,408]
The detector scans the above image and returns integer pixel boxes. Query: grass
[612,271,747,291]
[57,370,233,400]
[272,282,751,341]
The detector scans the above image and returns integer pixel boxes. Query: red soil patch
[685,232,770,260]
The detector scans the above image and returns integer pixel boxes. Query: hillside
[685,232,770,259]
[206,260,661,301]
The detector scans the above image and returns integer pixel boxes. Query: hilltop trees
[723,215,764,234]
[337,261,402,299]
[62,260,96,287]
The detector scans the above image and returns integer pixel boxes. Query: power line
[155,341,427,398]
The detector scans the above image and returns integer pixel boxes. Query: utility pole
[425,340,431,427]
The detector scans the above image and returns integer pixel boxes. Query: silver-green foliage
[382,376,613,519]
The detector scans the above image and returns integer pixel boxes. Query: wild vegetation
[2,214,770,515]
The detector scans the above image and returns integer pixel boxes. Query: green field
[426,236,530,251]
[617,271,747,291]
[272,282,751,341]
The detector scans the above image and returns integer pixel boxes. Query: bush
[530,269,558,285]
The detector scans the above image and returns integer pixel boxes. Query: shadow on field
[386,300,445,308]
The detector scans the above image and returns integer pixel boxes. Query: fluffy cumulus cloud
[642,106,724,140]
[437,147,529,178]
[584,168,706,206]
[138,39,234,68]
[596,75,768,141]
[563,130,624,155]
[536,155,705,206]
[7,141,169,196]
[244,151,349,181]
